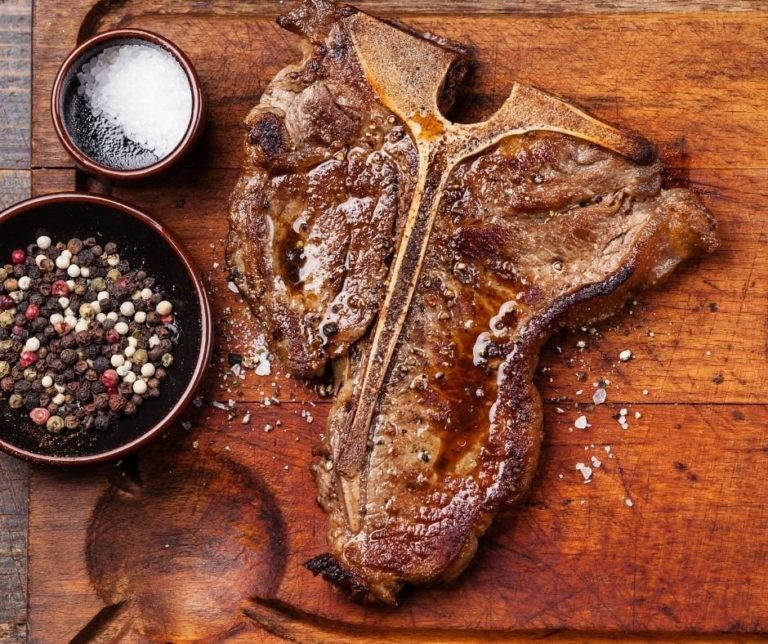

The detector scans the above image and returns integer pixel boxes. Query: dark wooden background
[3,0,768,642]
[0,1,30,642]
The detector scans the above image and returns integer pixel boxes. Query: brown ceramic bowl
[0,193,212,466]
[51,29,205,181]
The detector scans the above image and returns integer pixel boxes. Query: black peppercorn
[67,238,84,255]
[23,393,39,410]
[75,331,91,346]
[108,395,126,413]
[1,377,15,393]
[94,414,110,432]
[60,335,77,351]
[77,250,94,266]
[93,394,109,411]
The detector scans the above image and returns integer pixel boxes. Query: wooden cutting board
[28,1,768,641]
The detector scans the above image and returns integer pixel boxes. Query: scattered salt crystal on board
[575,462,593,482]
[574,415,590,430]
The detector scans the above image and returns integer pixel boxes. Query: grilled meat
[228,0,718,604]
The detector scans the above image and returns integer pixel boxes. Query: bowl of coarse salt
[52,29,205,181]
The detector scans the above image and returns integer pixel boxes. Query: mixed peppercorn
[0,236,176,434]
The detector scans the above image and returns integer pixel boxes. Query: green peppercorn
[107,269,121,282]
[132,349,148,366]
[46,415,64,433]
[0,361,9,379]
[0,268,7,281]
[161,353,174,367]
[23,367,37,381]
[79,303,95,319]
[0,311,14,327]
[8,393,23,409]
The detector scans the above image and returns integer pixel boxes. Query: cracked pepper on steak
[228,0,718,604]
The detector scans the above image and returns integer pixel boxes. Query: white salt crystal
[255,359,271,377]
[78,44,192,158]
[575,462,593,482]
[574,415,590,430]
[593,388,607,405]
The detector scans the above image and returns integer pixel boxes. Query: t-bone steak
[227,0,718,604]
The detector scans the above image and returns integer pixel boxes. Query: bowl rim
[0,192,213,466]
[51,28,205,181]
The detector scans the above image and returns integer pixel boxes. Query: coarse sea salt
[77,44,192,158]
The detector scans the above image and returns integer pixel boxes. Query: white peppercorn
[120,302,135,317]
[156,301,173,316]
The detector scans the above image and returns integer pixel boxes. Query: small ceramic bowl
[0,193,212,466]
[51,29,205,181]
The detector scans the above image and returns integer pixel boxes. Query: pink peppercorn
[24,304,39,320]
[0,295,13,311]
[10,249,26,265]
[51,280,69,297]
[19,351,37,367]
[105,329,119,345]
[29,408,50,426]
[161,315,174,325]
[101,369,119,389]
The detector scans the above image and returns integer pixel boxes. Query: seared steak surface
[228,0,718,604]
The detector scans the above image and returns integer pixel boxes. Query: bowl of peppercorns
[0,192,212,465]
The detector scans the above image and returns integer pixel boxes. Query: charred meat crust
[304,553,372,603]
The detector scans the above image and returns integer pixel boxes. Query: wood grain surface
[0,1,31,642]
[18,0,768,641]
